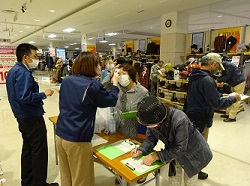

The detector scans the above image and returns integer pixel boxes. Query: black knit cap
[137,96,166,126]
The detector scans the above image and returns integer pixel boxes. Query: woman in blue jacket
[56,52,120,186]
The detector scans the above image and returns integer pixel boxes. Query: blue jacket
[138,108,213,177]
[6,62,46,119]
[218,61,245,87]
[56,75,119,142]
[186,69,236,127]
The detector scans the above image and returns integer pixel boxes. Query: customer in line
[132,96,213,186]
[102,63,149,184]
[217,60,246,122]
[56,52,120,186]
[185,52,241,179]
[6,43,57,186]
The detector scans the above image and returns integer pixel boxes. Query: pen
[125,163,135,171]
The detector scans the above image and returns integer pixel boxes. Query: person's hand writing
[141,152,159,166]
[44,89,54,97]
[234,93,241,101]
[131,148,142,158]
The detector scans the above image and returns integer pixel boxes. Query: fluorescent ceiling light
[217,15,222,18]
[26,26,30,28]
[109,43,116,46]
[75,48,79,50]
[29,41,35,44]
[35,19,40,22]
[63,28,75,32]
[49,10,55,13]
[64,46,69,48]
[105,32,119,36]
[99,40,108,43]
[48,34,57,38]
[19,31,23,32]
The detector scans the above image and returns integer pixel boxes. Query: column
[81,33,87,52]
[160,11,189,65]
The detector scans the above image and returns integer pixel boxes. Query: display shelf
[158,76,188,83]
[158,97,184,106]
[158,87,187,95]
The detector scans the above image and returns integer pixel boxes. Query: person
[100,59,114,81]
[139,65,150,90]
[5,43,57,186]
[185,52,241,180]
[132,96,213,186]
[102,63,149,184]
[55,52,120,186]
[55,57,63,82]
[217,60,246,122]
[45,53,54,77]
[150,60,164,96]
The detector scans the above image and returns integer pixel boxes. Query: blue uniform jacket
[56,75,119,142]
[6,62,46,119]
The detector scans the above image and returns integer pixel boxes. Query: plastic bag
[95,107,110,133]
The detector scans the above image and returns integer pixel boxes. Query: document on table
[121,157,163,175]
[228,93,249,101]
[97,139,137,160]
[92,134,108,147]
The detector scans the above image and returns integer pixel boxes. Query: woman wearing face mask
[102,63,149,184]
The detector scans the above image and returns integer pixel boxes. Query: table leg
[121,179,129,186]
[53,124,58,165]
[155,169,160,186]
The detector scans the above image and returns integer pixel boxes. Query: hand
[110,64,120,78]
[112,73,119,86]
[44,89,54,97]
[131,148,142,158]
[234,93,241,101]
[141,152,159,166]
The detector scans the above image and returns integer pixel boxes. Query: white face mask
[28,59,39,69]
[118,74,130,87]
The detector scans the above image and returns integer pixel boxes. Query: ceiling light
[26,26,30,28]
[217,15,222,18]
[63,28,75,33]
[105,32,119,36]
[64,46,69,48]
[48,34,57,38]
[29,41,35,44]
[35,19,40,22]
[49,10,55,13]
[75,48,79,50]
[109,43,116,46]
[19,30,23,32]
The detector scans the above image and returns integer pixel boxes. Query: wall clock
[165,19,172,28]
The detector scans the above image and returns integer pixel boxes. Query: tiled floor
[0,72,250,186]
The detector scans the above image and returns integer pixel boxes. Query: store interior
[1,0,250,185]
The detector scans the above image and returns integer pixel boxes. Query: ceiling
[1,0,250,51]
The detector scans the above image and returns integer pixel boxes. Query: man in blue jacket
[185,53,241,179]
[217,60,246,122]
[132,96,213,186]
[6,43,58,186]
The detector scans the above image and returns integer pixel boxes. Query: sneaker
[220,114,229,118]
[223,118,236,122]
[198,171,208,180]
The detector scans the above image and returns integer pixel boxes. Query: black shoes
[46,183,59,186]
[223,118,236,122]
[198,171,208,180]
[220,114,229,118]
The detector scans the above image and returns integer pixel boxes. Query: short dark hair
[71,52,100,77]
[16,43,38,62]
[120,63,137,83]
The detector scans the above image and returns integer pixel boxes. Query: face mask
[28,59,39,69]
[118,74,130,87]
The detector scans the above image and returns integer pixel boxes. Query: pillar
[81,33,87,52]
[160,11,189,65]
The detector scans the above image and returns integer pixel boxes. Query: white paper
[228,93,249,101]
[122,157,153,173]
[112,140,135,153]
[92,134,108,147]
